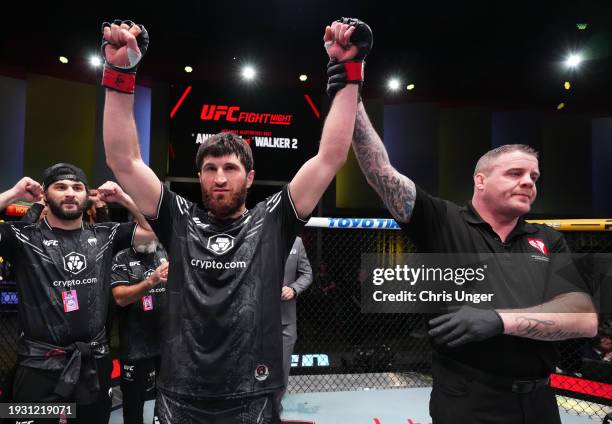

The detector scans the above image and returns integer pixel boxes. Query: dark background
[1,1,611,216]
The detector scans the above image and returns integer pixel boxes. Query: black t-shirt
[111,246,168,361]
[402,185,585,378]
[147,185,306,398]
[0,218,136,347]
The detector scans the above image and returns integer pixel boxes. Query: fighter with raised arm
[101,17,371,423]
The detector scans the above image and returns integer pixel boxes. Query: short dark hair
[474,144,539,176]
[195,132,253,172]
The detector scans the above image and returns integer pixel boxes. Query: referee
[342,93,598,424]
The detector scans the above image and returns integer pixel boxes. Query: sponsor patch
[206,234,235,255]
[63,252,87,275]
[254,364,269,382]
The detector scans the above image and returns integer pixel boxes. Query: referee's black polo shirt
[401,185,586,379]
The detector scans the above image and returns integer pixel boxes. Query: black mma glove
[326,17,373,99]
[101,19,149,94]
[428,305,504,348]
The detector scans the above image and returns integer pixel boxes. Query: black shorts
[156,389,280,424]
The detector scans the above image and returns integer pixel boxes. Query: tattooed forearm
[352,105,416,223]
[508,317,586,341]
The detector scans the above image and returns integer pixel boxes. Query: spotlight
[242,65,256,80]
[299,74,308,82]
[565,53,583,68]
[576,23,588,30]
[564,81,571,90]
[557,102,565,110]
[406,83,415,91]
[184,66,193,73]
[387,78,401,91]
[89,56,102,67]
[59,56,68,64]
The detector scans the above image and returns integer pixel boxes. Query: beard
[134,239,159,253]
[47,197,87,221]
[202,183,248,219]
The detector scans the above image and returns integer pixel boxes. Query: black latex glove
[428,305,504,348]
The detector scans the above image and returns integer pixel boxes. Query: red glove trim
[102,66,136,94]
[344,61,364,82]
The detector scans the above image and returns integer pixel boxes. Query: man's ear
[474,173,486,191]
[246,170,255,189]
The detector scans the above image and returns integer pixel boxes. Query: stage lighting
[242,65,256,80]
[387,78,401,91]
[59,56,68,64]
[406,83,415,91]
[565,53,583,68]
[184,66,193,73]
[299,74,308,82]
[89,56,102,67]
[564,81,571,90]
[557,102,565,110]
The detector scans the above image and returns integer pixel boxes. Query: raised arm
[289,19,370,219]
[101,20,161,217]
[352,103,417,223]
[87,190,110,223]
[21,201,45,223]
[97,181,154,245]
[0,177,43,212]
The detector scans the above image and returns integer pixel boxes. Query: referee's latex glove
[428,305,504,348]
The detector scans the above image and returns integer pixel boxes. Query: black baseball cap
[42,163,88,189]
